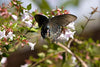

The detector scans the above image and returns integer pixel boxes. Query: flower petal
[28,42,36,50]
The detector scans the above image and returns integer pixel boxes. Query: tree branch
[55,42,88,67]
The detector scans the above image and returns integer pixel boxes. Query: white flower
[71,56,77,64]
[46,12,49,14]
[22,14,30,22]
[23,9,28,14]
[7,31,15,40]
[22,10,33,28]
[24,20,32,27]
[0,51,3,55]
[58,22,76,41]
[57,8,62,11]
[1,57,7,64]
[22,10,31,22]
[28,42,36,50]
[58,29,76,41]
[12,15,18,21]
[67,22,75,30]
[0,30,6,39]
[21,64,28,67]
[65,29,76,40]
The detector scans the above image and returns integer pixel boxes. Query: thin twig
[67,39,74,48]
[55,42,88,67]
[74,38,84,44]
[80,7,98,35]
[80,14,93,35]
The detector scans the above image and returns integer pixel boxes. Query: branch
[31,50,65,67]
[55,42,88,67]
[80,7,98,35]
[31,38,87,67]
[67,39,74,48]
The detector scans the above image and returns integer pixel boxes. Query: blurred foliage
[32,0,51,12]
[60,0,79,8]
[32,0,79,12]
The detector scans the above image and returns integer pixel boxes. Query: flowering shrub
[0,0,100,67]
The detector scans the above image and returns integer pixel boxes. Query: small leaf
[12,23,17,28]
[43,45,48,49]
[4,45,11,51]
[45,59,53,64]
[27,4,31,10]
[30,28,38,32]
[84,16,88,19]
[29,56,38,62]
[38,52,45,58]
[16,1,23,4]
[89,19,95,21]
[62,52,65,64]
[2,53,9,57]
[81,25,84,30]
[47,49,54,53]
[88,38,94,43]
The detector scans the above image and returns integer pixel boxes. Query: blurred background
[0,0,100,67]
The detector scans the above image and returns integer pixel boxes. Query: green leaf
[4,45,11,51]
[30,28,38,32]
[12,23,17,28]
[81,25,84,30]
[27,4,32,10]
[62,52,65,64]
[84,16,88,19]
[43,45,48,49]
[47,49,54,53]
[16,1,23,4]
[89,19,95,21]
[2,53,9,57]
[29,56,38,62]
[45,59,52,64]
[88,38,94,43]
[38,52,45,58]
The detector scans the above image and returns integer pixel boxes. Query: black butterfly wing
[34,14,49,27]
[50,14,77,26]
[48,14,77,40]
[34,14,49,38]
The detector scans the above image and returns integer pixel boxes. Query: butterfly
[34,14,77,40]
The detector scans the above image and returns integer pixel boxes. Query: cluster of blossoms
[0,2,36,51]
[0,30,15,40]
[58,22,76,41]
[21,9,33,28]
[0,2,36,66]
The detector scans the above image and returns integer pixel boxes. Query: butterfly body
[34,14,77,40]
